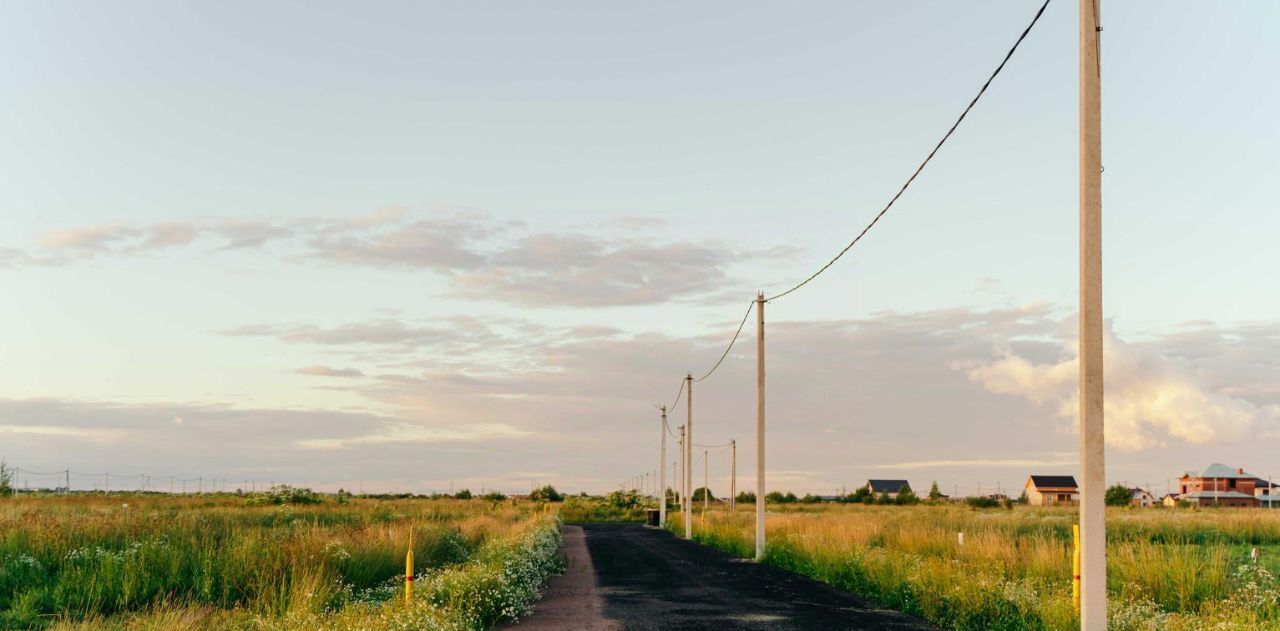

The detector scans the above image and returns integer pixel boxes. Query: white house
[1129,487,1156,508]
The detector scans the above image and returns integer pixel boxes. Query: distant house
[1178,463,1262,507]
[866,480,911,498]
[1129,488,1156,508]
[1253,478,1277,498]
[1025,475,1079,506]
[1161,493,1181,508]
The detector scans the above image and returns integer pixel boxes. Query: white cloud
[963,323,1280,451]
[295,422,529,449]
[872,458,1076,469]
[0,424,126,444]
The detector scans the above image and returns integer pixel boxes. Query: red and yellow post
[405,528,415,605]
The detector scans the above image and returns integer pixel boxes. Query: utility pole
[730,439,737,512]
[65,470,70,495]
[703,450,709,519]
[684,373,693,540]
[659,406,667,526]
[678,426,685,511]
[1078,0,1106,628]
[755,292,766,560]
[105,472,109,493]
[673,462,679,508]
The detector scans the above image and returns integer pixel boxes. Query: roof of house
[1028,475,1078,489]
[867,480,910,494]
[1184,463,1259,480]
[1129,488,1153,498]
[1181,491,1258,501]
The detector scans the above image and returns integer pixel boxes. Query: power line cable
[694,300,755,383]
[766,0,1053,302]
[667,378,686,410]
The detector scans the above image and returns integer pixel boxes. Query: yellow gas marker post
[405,528,415,605]
[1072,524,1081,609]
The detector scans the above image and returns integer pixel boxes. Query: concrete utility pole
[703,450,709,518]
[755,292,766,560]
[673,461,679,508]
[1078,0,1106,628]
[730,439,737,512]
[678,426,685,511]
[684,373,694,540]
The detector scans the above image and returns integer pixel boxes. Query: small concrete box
[644,508,661,527]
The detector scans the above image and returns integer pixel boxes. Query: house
[1161,493,1181,508]
[1025,475,1079,506]
[1129,488,1156,508]
[1177,463,1262,507]
[1252,478,1276,498]
[866,480,911,498]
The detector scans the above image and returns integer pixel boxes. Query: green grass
[0,493,562,630]
[669,504,1280,631]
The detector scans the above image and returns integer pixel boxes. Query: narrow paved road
[509,523,937,630]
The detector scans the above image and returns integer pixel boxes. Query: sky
[2,1,1278,496]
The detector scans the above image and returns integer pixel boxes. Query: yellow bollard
[1072,524,1080,610]
[405,527,414,605]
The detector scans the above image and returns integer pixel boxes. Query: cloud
[453,235,733,307]
[4,209,767,307]
[304,215,490,270]
[963,322,1280,451]
[36,224,136,251]
[293,366,366,378]
[872,458,1076,469]
[296,422,528,449]
[0,424,126,444]
[6,306,1280,493]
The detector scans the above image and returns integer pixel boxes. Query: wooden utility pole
[1078,0,1106,628]
[755,292,766,560]
[659,406,667,525]
[684,373,694,539]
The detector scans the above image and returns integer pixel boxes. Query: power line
[766,0,1053,302]
[692,441,732,450]
[694,300,755,383]
[667,378,686,410]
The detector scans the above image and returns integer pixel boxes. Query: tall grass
[669,504,1280,630]
[0,494,561,630]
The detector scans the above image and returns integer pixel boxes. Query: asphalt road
[509,523,937,631]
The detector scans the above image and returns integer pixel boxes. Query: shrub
[965,496,1001,509]
[1105,484,1132,507]
[529,485,563,502]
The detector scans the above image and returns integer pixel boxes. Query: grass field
[0,491,561,630]
[669,503,1280,631]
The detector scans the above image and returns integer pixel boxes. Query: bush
[1106,484,1132,507]
[965,496,1001,509]
[895,488,920,506]
[766,491,799,504]
[529,485,563,502]
[245,484,323,505]
[692,487,715,502]
[735,491,756,504]
[0,461,12,497]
